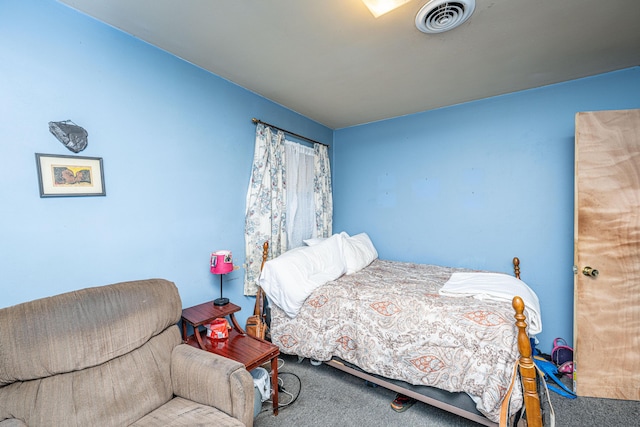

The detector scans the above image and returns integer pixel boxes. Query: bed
[257,233,543,427]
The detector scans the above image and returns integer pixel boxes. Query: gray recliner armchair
[0,279,254,426]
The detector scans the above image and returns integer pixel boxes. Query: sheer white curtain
[285,140,315,248]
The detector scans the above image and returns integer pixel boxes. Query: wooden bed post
[512,296,542,427]
[513,257,521,279]
[260,241,269,271]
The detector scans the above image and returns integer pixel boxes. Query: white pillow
[303,237,326,246]
[342,232,378,275]
[259,234,346,317]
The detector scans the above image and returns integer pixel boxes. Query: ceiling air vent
[415,0,476,34]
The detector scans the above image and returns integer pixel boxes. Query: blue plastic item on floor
[534,357,576,399]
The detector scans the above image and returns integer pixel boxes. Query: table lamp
[210,250,233,306]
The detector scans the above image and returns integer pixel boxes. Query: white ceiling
[58,0,640,129]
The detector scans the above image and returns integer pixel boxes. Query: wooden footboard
[512,257,542,427]
[512,295,542,427]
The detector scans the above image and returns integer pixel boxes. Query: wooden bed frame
[259,243,542,427]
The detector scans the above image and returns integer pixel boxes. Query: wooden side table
[181,301,245,348]
[181,300,280,415]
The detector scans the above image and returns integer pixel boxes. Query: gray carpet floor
[254,354,640,427]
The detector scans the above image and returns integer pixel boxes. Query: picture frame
[35,153,106,197]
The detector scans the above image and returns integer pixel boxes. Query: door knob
[582,266,599,277]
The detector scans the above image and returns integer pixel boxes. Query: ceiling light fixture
[415,0,475,33]
[362,0,413,18]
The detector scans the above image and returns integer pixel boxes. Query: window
[244,123,332,295]
[284,140,315,248]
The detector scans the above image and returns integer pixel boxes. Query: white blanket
[440,272,542,335]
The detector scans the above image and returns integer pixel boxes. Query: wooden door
[574,109,640,400]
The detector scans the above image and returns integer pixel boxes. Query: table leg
[271,356,279,415]
[228,313,247,335]
[194,326,205,349]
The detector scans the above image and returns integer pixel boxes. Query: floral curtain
[314,143,333,238]
[243,124,287,296]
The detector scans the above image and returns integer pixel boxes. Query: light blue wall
[0,0,332,328]
[3,1,639,354]
[333,67,640,351]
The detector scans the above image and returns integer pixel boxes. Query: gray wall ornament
[48,120,88,153]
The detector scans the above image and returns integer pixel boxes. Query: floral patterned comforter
[269,259,523,422]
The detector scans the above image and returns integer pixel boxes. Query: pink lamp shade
[210,250,233,274]
[211,250,233,306]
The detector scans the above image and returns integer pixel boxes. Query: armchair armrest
[171,344,254,427]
